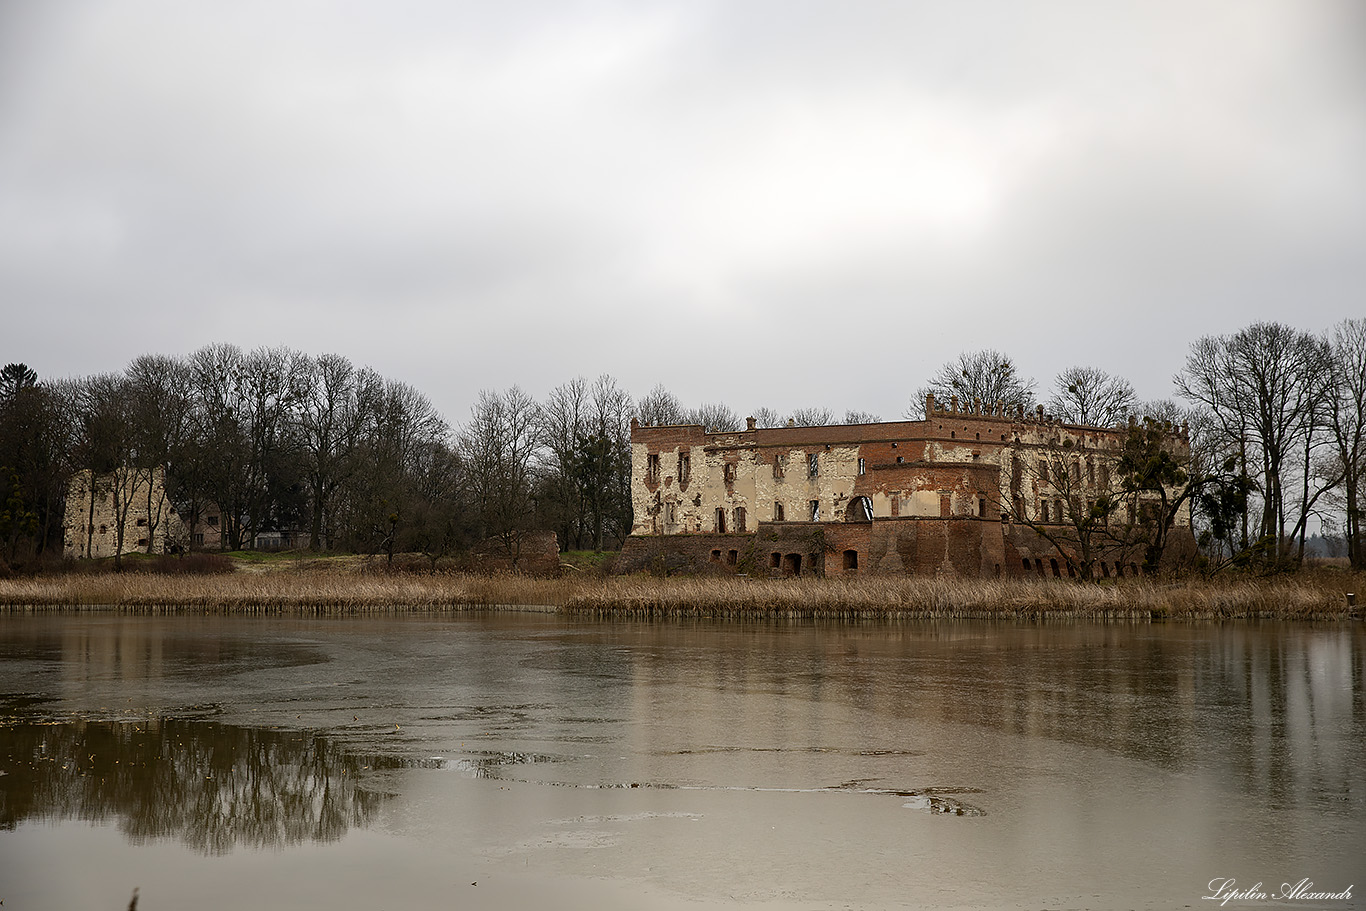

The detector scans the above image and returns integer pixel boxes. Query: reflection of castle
[0,716,387,853]
[622,395,1196,577]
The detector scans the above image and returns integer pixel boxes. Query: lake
[1,612,1361,909]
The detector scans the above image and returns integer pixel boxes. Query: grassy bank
[0,557,1360,619]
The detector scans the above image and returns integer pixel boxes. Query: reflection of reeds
[0,569,1358,618]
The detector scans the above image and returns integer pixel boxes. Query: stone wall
[63,468,186,559]
[624,401,1196,579]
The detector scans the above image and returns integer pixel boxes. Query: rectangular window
[677,452,690,484]
[733,506,746,533]
[724,462,736,482]
[808,453,819,478]
[207,515,219,527]
[1038,461,1048,484]
[136,517,147,527]
[664,502,676,527]
[809,500,820,522]
[773,454,784,478]
[715,508,727,534]
[647,453,661,482]
[858,457,866,475]
[774,501,784,521]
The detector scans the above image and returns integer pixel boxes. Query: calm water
[0,612,1361,910]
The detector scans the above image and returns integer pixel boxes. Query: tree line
[2,318,1362,573]
[908,319,1365,571]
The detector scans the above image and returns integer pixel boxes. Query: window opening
[842,550,858,570]
[846,496,873,522]
[808,453,819,477]
[647,453,660,482]
[678,452,690,484]
[774,501,784,521]
[733,506,746,533]
[715,508,727,533]
[809,500,820,522]
[727,550,738,565]
[858,457,866,475]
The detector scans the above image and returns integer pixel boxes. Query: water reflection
[583,620,1364,822]
[0,710,389,854]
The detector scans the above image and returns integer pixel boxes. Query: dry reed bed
[0,570,1358,620]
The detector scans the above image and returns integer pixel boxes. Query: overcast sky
[2,0,1363,426]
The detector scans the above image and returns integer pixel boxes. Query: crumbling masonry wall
[63,468,186,559]
[624,398,1194,578]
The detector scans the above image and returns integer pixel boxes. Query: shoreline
[0,570,1359,621]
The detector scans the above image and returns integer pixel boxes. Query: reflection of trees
[595,621,1364,820]
[0,718,388,854]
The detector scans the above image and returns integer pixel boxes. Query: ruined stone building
[620,395,1196,578]
[63,468,187,559]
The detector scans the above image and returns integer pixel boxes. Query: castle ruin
[619,394,1196,578]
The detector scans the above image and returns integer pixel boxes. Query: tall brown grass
[0,565,1359,619]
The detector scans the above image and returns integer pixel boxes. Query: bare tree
[538,377,591,550]
[1047,367,1136,427]
[998,432,1123,580]
[634,384,686,426]
[579,376,634,550]
[70,373,139,568]
[1176,323,1330,563]
[296,354,377,551]
[351,379,450,564]
[459,386,542,568]
[843,410,880,424]
[1326,318,1366,568]
[911,350,1036,418]
[686,402,741,433]
[749,406,784,429]
[787,407,833,426]
[126,354,193,553]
